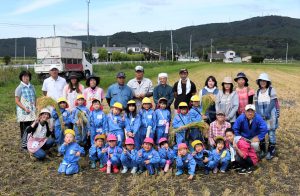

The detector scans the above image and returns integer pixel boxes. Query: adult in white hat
[253,73,279,160]
[232,104,268,154]
[42,65,67,101]
[215,77,239,125]
[127,65,153,111]
[153,73,174,109]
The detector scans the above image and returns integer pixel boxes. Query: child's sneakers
[121,166,128,174]
[90,161,96,169]
[175,170,183,176]
[113,165,119,174]
[238,167,253,174]
[131,167,138,174]
[99,165,107,172]
[213,167,218,174]
[220,170,226,173]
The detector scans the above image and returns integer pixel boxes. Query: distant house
[211,49,241,63]
[242,56,252,62]
[127,44,150,53]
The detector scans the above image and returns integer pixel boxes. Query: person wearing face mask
[172,69,197,112]
[83,75,104,110]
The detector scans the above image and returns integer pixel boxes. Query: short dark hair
[215,138,225,145]
[257,80,271,89]
[225,128,234,135]
[205,76,218,87]
[222,83,234,93]
[92,99,101,105]
[19,70,32,81]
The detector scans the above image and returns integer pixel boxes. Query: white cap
[49,64,59,71]
[39,108,51,117]
[135,65,144,72]
[245,104,256,111]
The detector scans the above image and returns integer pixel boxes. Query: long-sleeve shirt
[52,108,72,128]
[172,113,192,130]
[89,109,107,134]
[125,113,141,135]
[105,112,125,133]
[155,109,171,128]
[215,90,239,122]
[59,142,85,164]
[233,113,268,141]
[137,148,160,164]
[139,109,157,130]
[153,84,174,107]
[176,154,196,175]
[158,147,175,161]
[209,120,231,146]
[189,106,203,122]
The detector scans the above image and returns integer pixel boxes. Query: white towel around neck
[177,78,191,95]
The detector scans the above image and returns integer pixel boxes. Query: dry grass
[1,63,300,195]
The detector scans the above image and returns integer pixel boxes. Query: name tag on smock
[147,115,152,119]
[97,114,102,119]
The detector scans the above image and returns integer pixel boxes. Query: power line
[0,22,53,27]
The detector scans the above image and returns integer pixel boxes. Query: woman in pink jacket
[225,128,258,174]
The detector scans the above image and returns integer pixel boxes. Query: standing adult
[127,65,153,111]
[234,72,255,117]
[173,69,197,111]
[153,73,174,109]
[232,104,268,153]
[42,65,67,101]
[15,70,36,150]
[106,72,133,108]
[215,77,239,125]
[83,75,105,110]
[62,72,84,112]
[199,76,219,123]
[254,73,279,160]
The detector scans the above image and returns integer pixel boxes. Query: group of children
[53,92,240,180]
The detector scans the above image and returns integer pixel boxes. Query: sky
[0,0,299,38]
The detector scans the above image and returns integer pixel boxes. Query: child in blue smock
[52,97,72,154]
[58,129,85,175]
[120,138,138,174]
[125,100,141,149]
[155,98,171,145]
[89,99,107,145]
[172,102,192,144]
[205,136,231,174]
[158,137,175,172]
[189,95,204,142]
[191,140,210,173]
[100,134,123,174]
[105,102,125,147]
[72,94,90,146]
[176,143,196,180]
[138,97,157,148]
[136,137,160,175]
[89,134,107,169]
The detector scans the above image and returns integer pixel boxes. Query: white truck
[34,37,93,79]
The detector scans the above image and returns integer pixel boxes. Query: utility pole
[189,34,192,61]
[23,46,26,61]
[53,24,56,37]
[171,30,174,61]
[210,38,213,63]
[166,47,168,60]
[87,0,90,48]
[15,38,17,62]
[286,42,289,64]
[202,47,204,61]
[107,37,109,47]
[159,43,161,61]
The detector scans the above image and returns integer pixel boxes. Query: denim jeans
[33,138,54,160]
[268,129,276,144]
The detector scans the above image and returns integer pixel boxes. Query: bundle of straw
[77,111,88,139]
[36,96,65,131]
[170,121,210,141]
[201,94,216,115]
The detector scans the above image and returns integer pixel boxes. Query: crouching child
[158,137,175,173]
[120,138,138,174]
[191,140,210,173]
[58,129,85,175]
[89,134,107,169]
[176,143,196,180]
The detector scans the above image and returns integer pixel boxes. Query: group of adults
[15,64,278,161]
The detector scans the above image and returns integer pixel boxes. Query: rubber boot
[259,138,266,159]
[266,143,276,160]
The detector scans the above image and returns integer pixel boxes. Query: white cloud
[11,0,64,15]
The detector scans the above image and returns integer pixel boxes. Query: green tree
[98,48,108,61]
[112,51,122,61]
[3,56,11,65]
[127,49,133,55]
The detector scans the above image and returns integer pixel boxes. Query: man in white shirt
[42,65,67,101]
[127,65,153,111]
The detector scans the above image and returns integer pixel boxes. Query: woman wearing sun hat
[62,72,84,112]
[215,76,239,125]
[83,75,104,110]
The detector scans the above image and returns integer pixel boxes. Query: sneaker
[99,163,104,168]
[136,170,144,175]
[238,168,247,175]
[266,152,274,160]
[259,151,266,159]
[112,165,119,174]
[131,167,138,174]
[246,167,253,174]
[213,167,218,174]
[220,170,226,173]
[90,161,96,169]
[204,169,210,175]
[175,170,183,176]
[99,165,107,172]
[121,167,128,174]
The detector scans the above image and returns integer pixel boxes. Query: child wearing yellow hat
[191,140,211,174]
[52,97,72,155]
[58,129,85,175]
[89,134,108,169]
[188,95,204,143]
[71,94,90,146]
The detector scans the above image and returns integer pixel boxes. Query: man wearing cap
[153,73,174,109]
[106,72,133,108]
[172,69,196,110]
[232,104,268,153]
[127,65,154,110]
[42,65,67,101]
